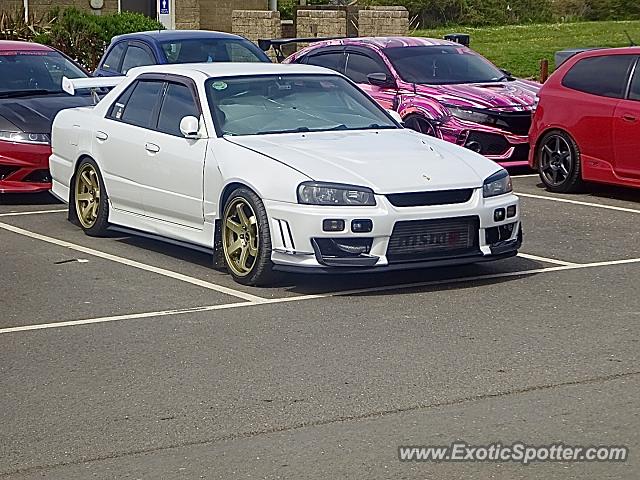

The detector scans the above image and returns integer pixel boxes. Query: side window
[562,55,635,99]
[344,52,389,84]
[305,52,345,73]
[157,83,200,136]
[102,42,126,72]
[106,82,137,120]
[121,45,155,74]
[225,42,263,62]
[119,80,164,129]
[629,62,640,101]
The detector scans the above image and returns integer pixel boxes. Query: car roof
[0,40,54,52]
[128,62,339,79]
[111,29,249,44]
[571,46,640,60]
[313,36,458,49]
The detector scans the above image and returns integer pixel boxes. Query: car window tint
[562,55,635,99]
[345,52,388,84]
[160,39,268,64]
[629,62,640,101]
[157,83,200,136]
[120,80,163,128]
[305,52,344,73]
[102,42,126,72]
[225,42,264,62]
[121,45,155,74]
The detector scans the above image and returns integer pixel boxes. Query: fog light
[507,205,516,218]
[351,219,373,233]
[494,208,506,222]
[322,219,345,232]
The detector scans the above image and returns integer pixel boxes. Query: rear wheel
[73,159,109,236]
[403,114,438,137]
[221,187,275,286]
[537,130,584,193]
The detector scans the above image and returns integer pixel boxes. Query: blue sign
[160,0,169,15]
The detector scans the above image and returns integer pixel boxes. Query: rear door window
[119,80,164,129]
[102,42,126,73]
[157,82,200,136]
[121,44,155,74]
[304,52,345,73]
[562,55,635,99]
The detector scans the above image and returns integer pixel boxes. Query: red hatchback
[529,47,640,192]
[0,41,91,193]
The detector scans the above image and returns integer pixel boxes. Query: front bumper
[265,189,521,272]
[439,118,530,168]
[0,140,52,193]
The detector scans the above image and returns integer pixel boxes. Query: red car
[529,47,640,192]
[0,41,92,193]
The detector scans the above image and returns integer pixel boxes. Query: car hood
[226,129,500,194]
[414,79,540,111]
[0,94,94,134]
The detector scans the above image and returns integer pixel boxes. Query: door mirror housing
[367,72,395,88]
[386,109,403,125]
[180,115,200,139]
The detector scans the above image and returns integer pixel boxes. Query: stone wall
[358,6,409,37]
[231,9,281,59]
[201,0,268,33]
[296,9,346,38]
[175,0,200,29]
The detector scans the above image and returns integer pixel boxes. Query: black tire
[73,158,109,236]
[221,187,275,286]
[403,114,438,137]
[536,130,584,193]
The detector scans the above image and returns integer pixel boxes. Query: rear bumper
[0,140,51,193]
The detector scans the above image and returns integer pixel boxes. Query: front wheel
[403,114,438,137]
[73,159,109,236]
[537,130,584,193]
[221,187,275,286]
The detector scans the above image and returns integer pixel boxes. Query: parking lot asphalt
[1,175,639,479]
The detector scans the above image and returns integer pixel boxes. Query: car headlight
[0,131,50,145]
[447,106,493,124]
[483,170,512,197]
[297,182,376,206]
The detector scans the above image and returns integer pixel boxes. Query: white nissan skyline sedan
[50,63,521,286]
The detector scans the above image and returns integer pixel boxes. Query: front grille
[465,131,509,155]
[387,216,479,263]
[386,189,473,207]
[485,110,531,135]
[0,166,19,180]
[22,169,51,183]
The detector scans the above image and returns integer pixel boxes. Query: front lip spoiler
[273,249,518,274]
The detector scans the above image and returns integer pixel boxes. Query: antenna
[624,30,636,46]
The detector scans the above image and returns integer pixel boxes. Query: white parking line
[518,192,640,214]
[0,208,66,217]
[512,174,539,178]
[3,256,640,335]
[0,221,267,304]
[517,252,578,266]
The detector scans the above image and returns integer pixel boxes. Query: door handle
[145,142,160,153]
[622,114,637,123]
[95,131,108,141]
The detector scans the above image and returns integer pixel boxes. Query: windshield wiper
[256,126,311,135]
[0,89,62,98]
[360,123,397,130]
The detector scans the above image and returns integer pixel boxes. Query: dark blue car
[94,30,270,77]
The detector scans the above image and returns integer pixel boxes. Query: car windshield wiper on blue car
[0,89,63,98]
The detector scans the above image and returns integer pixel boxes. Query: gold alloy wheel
[222,198,259,277]
[75,163,101,229]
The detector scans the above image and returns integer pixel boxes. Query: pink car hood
[413,79,540,111]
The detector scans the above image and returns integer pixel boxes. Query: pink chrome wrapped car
[283,37,540,167]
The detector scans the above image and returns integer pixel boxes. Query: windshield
[205,74,398,136]
[160,38,270,64]
[0,50,87,96]
[384,45,508,85]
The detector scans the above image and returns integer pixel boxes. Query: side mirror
[367,72,395,88]
[180,115,200,139]
[386,109,403,125]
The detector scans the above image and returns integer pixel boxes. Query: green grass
[414,20,640,79]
